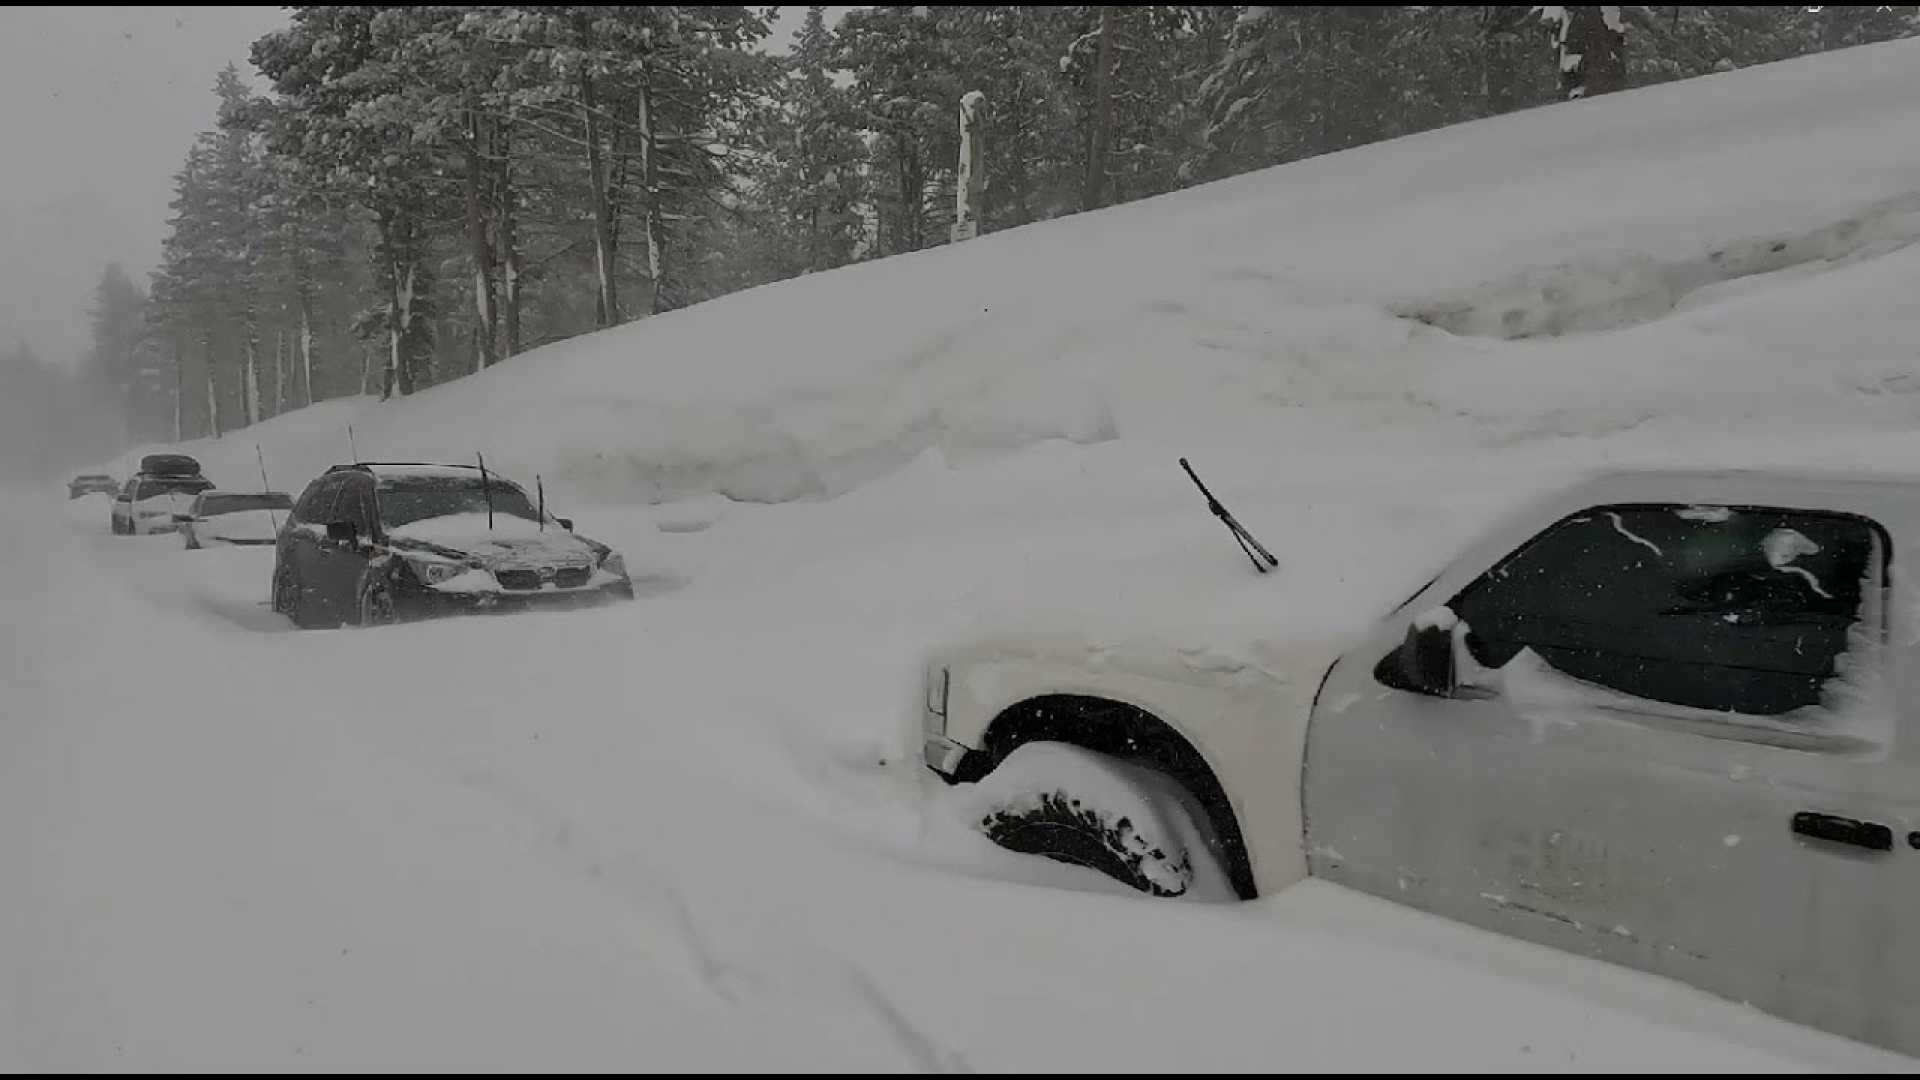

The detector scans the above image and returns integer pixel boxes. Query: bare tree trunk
[952,91,985,242]
[894,136,920,254]
[172,336,183,443]
[1083,6,1114,212]
[1481,6,1529,115]
[1557,6,1626,100]
[376,200,423,400]
[581,62,619,327]
[203,333,222,439]
[465,105,499,373]
[299,300,314,406]
[637,66,665,315]
[496,119,521,358]
[243,333,261,427]
[273,329,286,416]
[384,274,400,402]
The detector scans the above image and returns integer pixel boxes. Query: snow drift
[14,38,1920,1071]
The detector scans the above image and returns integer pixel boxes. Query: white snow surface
[191,508,282,545]
[388,512,569,549]
[10,40,1920,1069]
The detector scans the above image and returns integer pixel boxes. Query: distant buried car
[68,473,118,499]
[177,490,293,549]
[111,473,215,535]
[272,462,635,628]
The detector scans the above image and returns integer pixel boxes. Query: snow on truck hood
[929,628,1346,703]
[386,513,598,566]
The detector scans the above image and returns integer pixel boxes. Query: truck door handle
[1791,811,1892,852]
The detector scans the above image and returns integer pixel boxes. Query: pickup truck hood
[929,628,1346,700]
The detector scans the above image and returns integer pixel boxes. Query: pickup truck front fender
[927,634,1331,899]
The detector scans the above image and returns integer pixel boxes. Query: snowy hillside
[12,38,1920,1069]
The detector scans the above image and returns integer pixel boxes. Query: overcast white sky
[0,6,834,372]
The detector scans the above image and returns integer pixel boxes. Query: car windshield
[137,478,211,500]
[377,476,541,529]
[198,493,291,516]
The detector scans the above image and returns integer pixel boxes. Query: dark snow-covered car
[111,473,216,535]
[271,462,635,628]
[177,490,293,549]
[68,473,118,500]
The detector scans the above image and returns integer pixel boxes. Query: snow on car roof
[352,463,479,476]
[344,463,534,491]
[346,463,486,481]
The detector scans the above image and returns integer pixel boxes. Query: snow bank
[19,38,1920,1071]
[106,39,1920,516]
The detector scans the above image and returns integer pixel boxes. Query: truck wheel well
[971,694,1258,900]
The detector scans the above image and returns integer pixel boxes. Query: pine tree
[839,6,963,256]
[742,6,869,277]
[253,7,443,400]
[1542,6,1626,100]
[83,264,160,444]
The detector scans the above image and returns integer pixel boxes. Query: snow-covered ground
[8,38,1920,1070]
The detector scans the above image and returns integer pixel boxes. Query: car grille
[495,569,540,591]
[494,566,591,591]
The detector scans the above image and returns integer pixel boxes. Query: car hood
[134,491,200,514]
[385,513,603,569]
[199,509,283,543]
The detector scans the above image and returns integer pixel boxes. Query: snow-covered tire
[275,565,324,630]
[356,577,396,628]
[968,743,1208,899]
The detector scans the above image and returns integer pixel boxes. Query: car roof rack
[325,462,484,474]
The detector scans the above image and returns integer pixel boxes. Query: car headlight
[403,556,468,586]
[597,549,627,578]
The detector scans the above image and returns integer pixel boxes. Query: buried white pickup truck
[923,469,1920,1058]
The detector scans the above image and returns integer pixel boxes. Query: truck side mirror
[325,521,358,545]
[556,517,574,532]
[1374,608,1458,697]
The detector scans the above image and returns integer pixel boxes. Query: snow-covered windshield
[197,492,291,516]
[377,476,541,528]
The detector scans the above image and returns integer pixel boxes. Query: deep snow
[9,37,1920,1070]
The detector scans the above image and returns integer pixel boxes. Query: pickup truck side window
[1446,504,1884,717]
